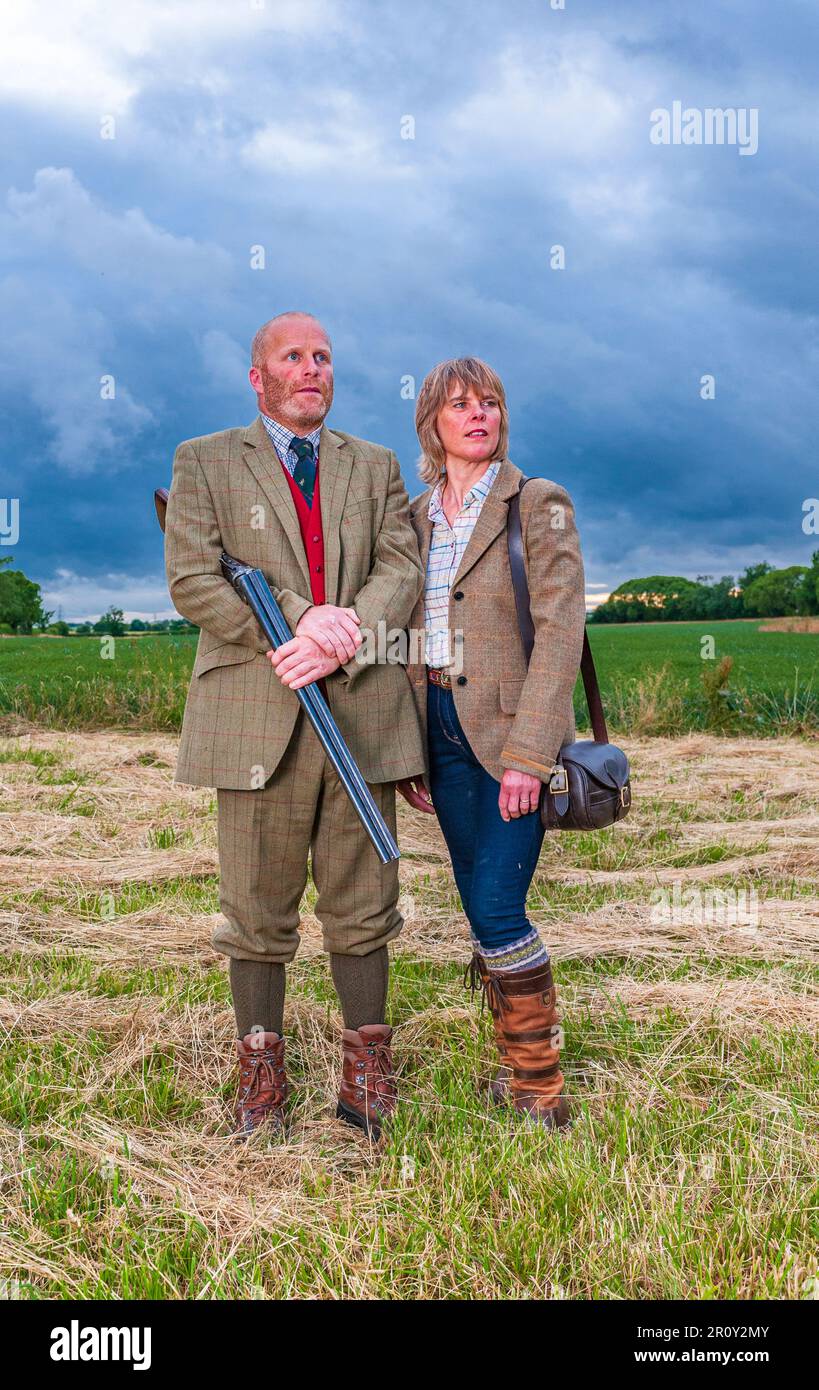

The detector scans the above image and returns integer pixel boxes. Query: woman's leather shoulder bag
[507,477,633,831]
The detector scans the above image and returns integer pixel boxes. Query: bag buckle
[549,767,568,795]
[619,784,631,808]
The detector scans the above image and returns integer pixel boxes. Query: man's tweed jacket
[165,415,426,789]
[406,457,587,784]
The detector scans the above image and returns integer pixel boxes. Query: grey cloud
[4,167,233,307]
[0,276,154,474]
[3,0,817,600]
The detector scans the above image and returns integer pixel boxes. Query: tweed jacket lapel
[450,457,523,586]
[409,490,434,574]
[410,456,523,589]
[241,416,354,602]
[242,416,310,589]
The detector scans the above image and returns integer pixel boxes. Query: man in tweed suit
[164,311,427,1138]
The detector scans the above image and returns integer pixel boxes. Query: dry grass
[0,728,817,1300]
[758,617,819,633]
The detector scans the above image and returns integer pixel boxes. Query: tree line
[0,560,196,636]
[589,555,819,624]
[3,552,818,636]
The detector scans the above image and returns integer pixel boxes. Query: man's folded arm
[337,451,424,688]
[165,441,313,652]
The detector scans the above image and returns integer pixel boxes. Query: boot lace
[463,953,509,1015]
[240,1049,286,1116]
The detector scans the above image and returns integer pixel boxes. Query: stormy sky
[1,0,817,619]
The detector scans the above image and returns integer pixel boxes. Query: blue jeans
[426,681,546,952]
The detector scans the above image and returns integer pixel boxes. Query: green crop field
[0,621,816,735]
[0,634,197,731]
[586,620,818,693]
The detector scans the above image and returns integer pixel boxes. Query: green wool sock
[330,946,389,1030]
[229,959,286,1038]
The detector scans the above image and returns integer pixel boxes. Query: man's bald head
[251,312,331,367]
[248,312,334,433]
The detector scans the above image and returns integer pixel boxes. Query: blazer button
[453,590,464,601]
[315,564,322,572]
[312,536,320,543]
[456,675,467,686]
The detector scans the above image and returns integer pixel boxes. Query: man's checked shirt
[260,413,322,475]
[424,460,501,667]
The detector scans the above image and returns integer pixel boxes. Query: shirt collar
[428,459,501,521]
[261,412,322,455]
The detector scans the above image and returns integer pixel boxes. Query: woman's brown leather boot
[336,1024,397,1140]
[475,958,571,1130]
[234,1031,289,1137]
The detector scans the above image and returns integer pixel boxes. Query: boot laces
[240,1049,285,1108]
[463,953,509,1015]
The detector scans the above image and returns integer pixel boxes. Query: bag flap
[560,740,630,789]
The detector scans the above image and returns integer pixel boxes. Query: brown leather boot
[481,960,571,1131]
[234,1031,288,1137]
[336,1024,397,1140]
[465,953,512,1103]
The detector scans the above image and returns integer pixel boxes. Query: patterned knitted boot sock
[471,925,550,974]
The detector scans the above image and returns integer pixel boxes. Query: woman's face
[435,383,502,467]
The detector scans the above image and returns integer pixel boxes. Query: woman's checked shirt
[423,460,500,667]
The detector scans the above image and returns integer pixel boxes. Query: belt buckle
[439,668,452,689]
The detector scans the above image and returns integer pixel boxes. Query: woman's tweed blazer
[406,457,587,783]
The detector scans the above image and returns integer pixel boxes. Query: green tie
[290,436,317,508]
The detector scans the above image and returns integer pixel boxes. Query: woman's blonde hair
[415,357,509,485]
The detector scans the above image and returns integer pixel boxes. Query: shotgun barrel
[154,487,400,865]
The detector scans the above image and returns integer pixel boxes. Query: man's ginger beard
[258,363,332,431]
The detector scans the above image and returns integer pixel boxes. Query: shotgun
[154,487,400,865]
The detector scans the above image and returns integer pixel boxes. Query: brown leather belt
[427,666,453,688]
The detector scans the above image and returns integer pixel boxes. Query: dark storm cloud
[1,0,816,617]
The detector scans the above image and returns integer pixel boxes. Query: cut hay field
[0,728,817,1299]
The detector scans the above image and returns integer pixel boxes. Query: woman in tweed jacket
[399,357,587,1130]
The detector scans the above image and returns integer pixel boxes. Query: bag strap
[507,477,609,745]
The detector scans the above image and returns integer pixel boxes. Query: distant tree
[129,618,147,631]
[610,574,700,602]
[591,575,702,623]
[47,621,70,636]
[93,606,126,636]
[699,576,742,621]
[738,561,773,591]
[0,556,49,633]
[742,566,809,617]
[801,549,819,615]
